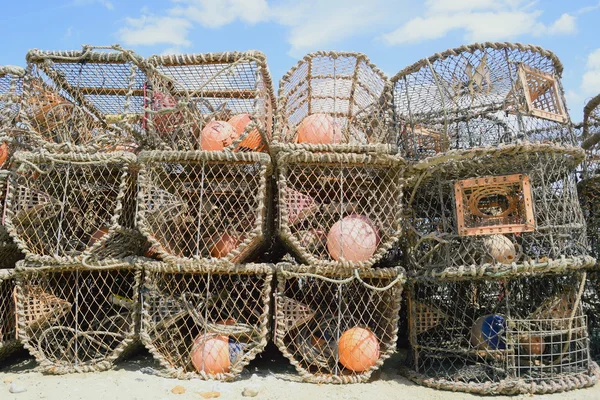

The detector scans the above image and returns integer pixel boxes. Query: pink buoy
[296,114,343,145]
[327,215,379,262]
[200,121,238,151]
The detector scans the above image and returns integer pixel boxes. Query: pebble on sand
[171,385,186,394]
[9,382,27,394]
[242,386,260,397]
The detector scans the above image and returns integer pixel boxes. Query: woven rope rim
[137,149,271,164]
[276,149,405,167]
[0,66,26,78]
[26,45,145,65]
[137,259,274,275]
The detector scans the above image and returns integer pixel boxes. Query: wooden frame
[513,64,567,123]
[454,174,535,236]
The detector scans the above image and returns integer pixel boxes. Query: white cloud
[566,49,600,120]
[170,0,270,28]
[117,14,193,47]
[65,26,73,38]
[381,1,577,45]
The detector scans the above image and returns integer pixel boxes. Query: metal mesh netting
[0,66,26,162]
[402,267,598,395]
[277,151,404,269]
[15,262,139,373]
[583,271,600,362]
[139,262,272,380]
[392,43,575,161]
[404,144,590,272]
[137,151,271,264]
[4,151,138,264]
[275,52,394,153]
[0,269,19,359]
[144,52,275,152]
[20,46,146,152]
[274,264,405,383]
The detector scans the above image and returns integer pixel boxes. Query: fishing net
[4,151,139,265]
[277,151,404,269]
[402,265,598,395]
[0,269,19,358]
[139,261,273,380]
[15,262,139,373]
[0,171,24,268]
[0,66,26,163]
[391,43,575,161]
[20,45,146,153]
[144,52,275,152]
[274,263,405,383]
[404,143,591,272]
[275,52,394,153]
[137,150,271,264]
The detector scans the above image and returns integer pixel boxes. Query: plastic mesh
[139,262,272,380]
[20,46,146,152]
[277,151,404,269]
[403,268,596,394]
[15,263,139,373]
[405,145,588,271]
[0,269,19,358]
[137,151,271,263]
[5,152,137,264]
[392,43,574,160]
[144,52,275,152]
[274,264,405,383]
[276,52,394,152]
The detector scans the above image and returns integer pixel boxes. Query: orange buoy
[200,121,238,151]
[210,232,241,258]
[228,113,264,151]
[190,334,230,374]
[338,327,379,372]
[482,235,517,264]
[296,114,343,145]
[87,226,109,247]
[327,215,379,262]
[0,142,9,168]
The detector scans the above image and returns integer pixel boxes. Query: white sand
[1,349,599,400]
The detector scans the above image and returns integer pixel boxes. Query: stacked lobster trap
[136,51,276,380]
[273,51,407,383]
[396,43,599,394]
[579,94,600,361]
[2,46,146,373]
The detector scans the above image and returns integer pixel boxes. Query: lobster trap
[15,261,139,373]
[20,45,146,152]
[0,269,19,358]
[392,43,575,160]
[274,264,405,383]
[0,66,26,160]
[277,151,404,269]
[144,52,275,152]
[275,52,394,153]
[583,271,600,361]
[0,171,23,268]
[137,150,271,264]
[402,266,598,395]
[4,151,139,265]
[139,261,273,380]
[405,144,591,271]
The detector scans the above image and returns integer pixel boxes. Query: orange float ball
[87,226,109,247]
[200,121,238,151]
[296,113,342,145]
[0,142,9,168]
[228,113,264,151]
[210,233,241,258]
[327,215,379,262]
[338,327,379,372]
[190,334,230,374]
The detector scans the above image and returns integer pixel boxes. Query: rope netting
[277,151,405,269]
[4,151,139,265]
[0,170,24,268]
[139,261,272,380]
[0,269,19,359]
[274,264,405,383]
[405,144,590,272]
[19,46,146,153]
[144,52,275,152]
[136,151,271,264]
[275,52,394,153]
[0,66,26,166]
[15,262,139,373]
[391,43,574,160]
[402,266,598,395]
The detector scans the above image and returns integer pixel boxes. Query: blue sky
[1,0,599,120]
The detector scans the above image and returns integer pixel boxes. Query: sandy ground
[1,346,599,400]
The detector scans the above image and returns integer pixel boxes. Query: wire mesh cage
[144,51,275,152]
[404,143,591,272]
[275,52,395,153]
[0,269,19,358]
[274,263,405,383]
[137,150,271,264]
[392,43,575,161]
[4,151,139,265]
[139,261,273,380]
[0,170,24,268]
[15,261,139,373]
[583,271,600,362]
[402,265,598,395]
[19,45,146,153]
[277,151,404,269]
[0,66,26,166]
